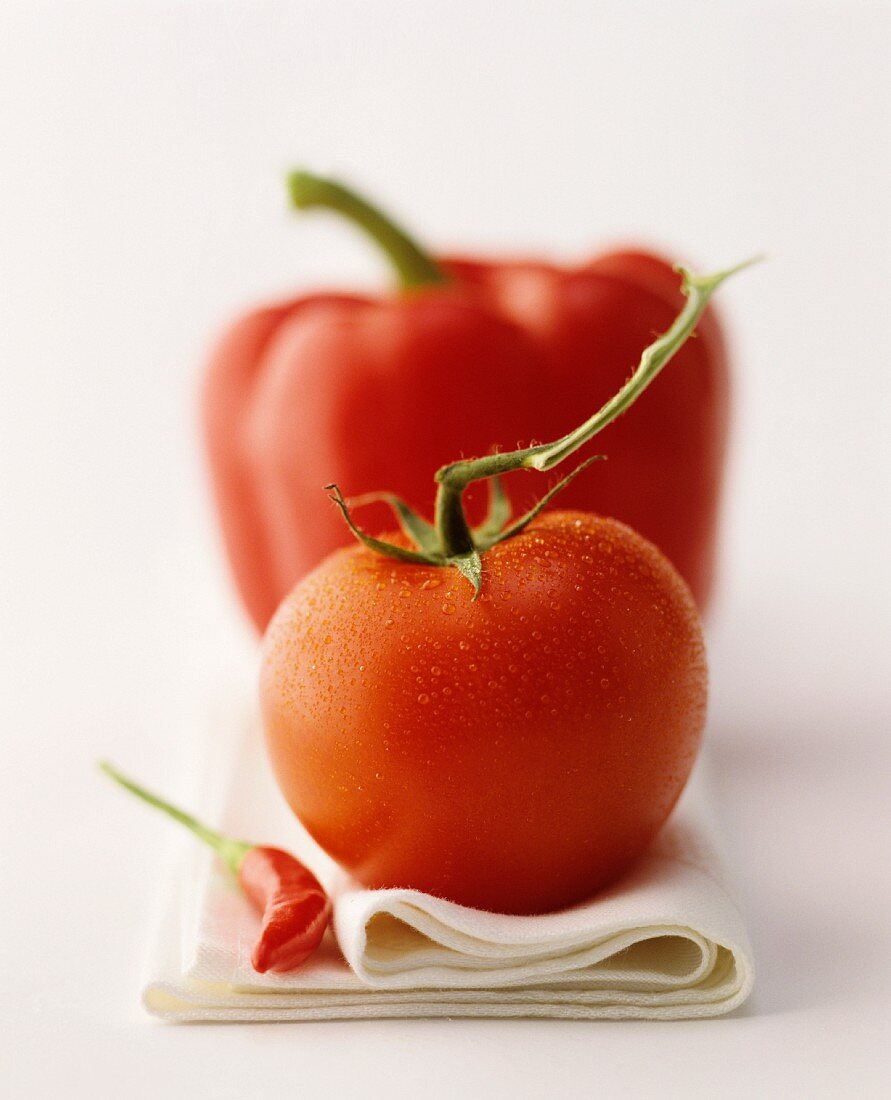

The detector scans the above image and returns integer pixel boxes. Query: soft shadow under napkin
[143,705,753,1021]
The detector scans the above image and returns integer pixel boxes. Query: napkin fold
[143,706,753,1021]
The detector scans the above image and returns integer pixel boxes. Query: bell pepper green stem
[287,170,447,291]
[99,761,252,876]
[431,258,760,557]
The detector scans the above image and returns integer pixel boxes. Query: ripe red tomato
[260,511,706,914]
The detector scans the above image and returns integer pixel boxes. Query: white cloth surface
[143,708,754,1022]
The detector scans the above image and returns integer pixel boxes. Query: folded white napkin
[143,705,754,1021]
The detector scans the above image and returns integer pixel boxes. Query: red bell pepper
[203,173,729,631]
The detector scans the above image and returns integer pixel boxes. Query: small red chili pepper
[100,761,332,973]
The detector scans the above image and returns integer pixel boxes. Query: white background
[2,1,890,1096]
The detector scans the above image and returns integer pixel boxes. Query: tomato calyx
[326,259,761,596]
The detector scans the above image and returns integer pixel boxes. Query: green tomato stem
[434,482,475,557]
[287,170,447,291]
[99,761,251,876]
[432,258,759,557]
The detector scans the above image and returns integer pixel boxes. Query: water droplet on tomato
[417,693,430,705]
[441,602,456,615]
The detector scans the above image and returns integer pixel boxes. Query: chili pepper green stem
[98,761,252,876]
[287,170,447,291]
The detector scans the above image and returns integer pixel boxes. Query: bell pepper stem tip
[287,169,327,210]
[285,168,446,290]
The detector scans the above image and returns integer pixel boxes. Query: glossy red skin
[260,512,707,915]
[238,846,332,972]
[203,251,729,631]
